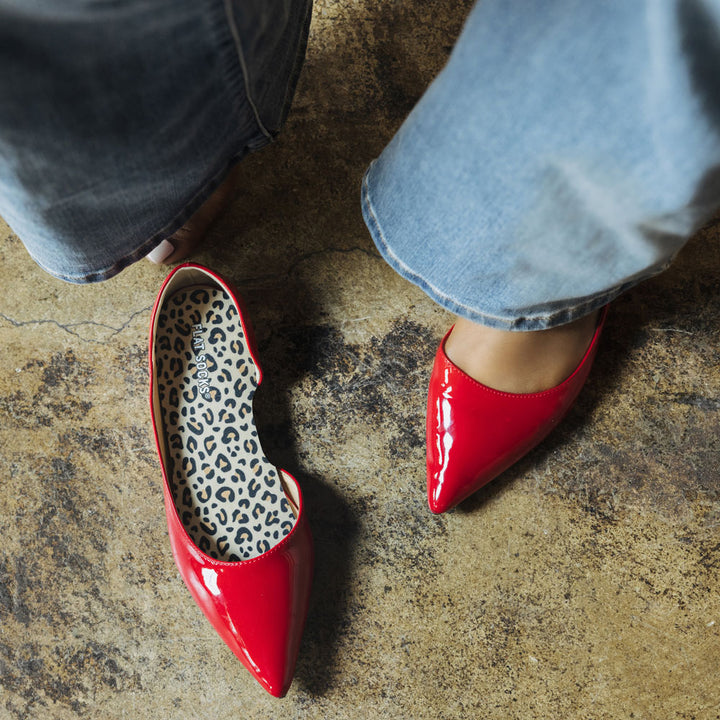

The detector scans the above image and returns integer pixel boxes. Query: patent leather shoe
[426,308,607,513]
[149,263,313,697]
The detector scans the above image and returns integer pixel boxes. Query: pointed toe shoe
[150,263,313,697]
[427,309,607,513]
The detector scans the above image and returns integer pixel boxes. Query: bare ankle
[445,311,600,393]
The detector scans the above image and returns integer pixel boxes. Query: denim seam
[362,165,631,330]
[222,0,273,142]
[274,0,313,132]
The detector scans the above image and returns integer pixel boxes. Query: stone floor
[1,2,719,718]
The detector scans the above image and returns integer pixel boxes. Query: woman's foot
[146,166,240,264]
[444,311,601,394]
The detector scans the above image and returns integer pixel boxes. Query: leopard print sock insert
[155,286,295,561]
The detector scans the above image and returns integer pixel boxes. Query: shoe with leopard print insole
[155,284,295,561]
[150,263,313,697]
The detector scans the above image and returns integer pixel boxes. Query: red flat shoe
[149,263,313,697]
[426,308,607,514]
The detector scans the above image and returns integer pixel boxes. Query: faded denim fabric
[362,0,720,330]
[0,0,311,282]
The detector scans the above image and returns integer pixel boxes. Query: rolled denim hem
[362,165,656,332]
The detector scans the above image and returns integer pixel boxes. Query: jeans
[2,0,720,313]
[362,0,720,330]
[0,0,311,283]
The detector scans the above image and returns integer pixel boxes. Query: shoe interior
[154,284,296,561]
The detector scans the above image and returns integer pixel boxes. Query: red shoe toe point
[255,663,293,698]
[427,465,460,514]
[427,488,445,514]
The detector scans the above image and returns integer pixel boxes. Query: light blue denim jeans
[362,0,720,330]
[0,0,311,283]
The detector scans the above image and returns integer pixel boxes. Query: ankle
[445,311,600,394]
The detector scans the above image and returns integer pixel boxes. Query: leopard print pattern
[155,286,295,562]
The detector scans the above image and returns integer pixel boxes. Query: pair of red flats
[149,263,605,696]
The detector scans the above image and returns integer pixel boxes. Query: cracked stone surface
[0,2,719,718]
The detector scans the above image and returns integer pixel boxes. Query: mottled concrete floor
[1,2,719,719]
